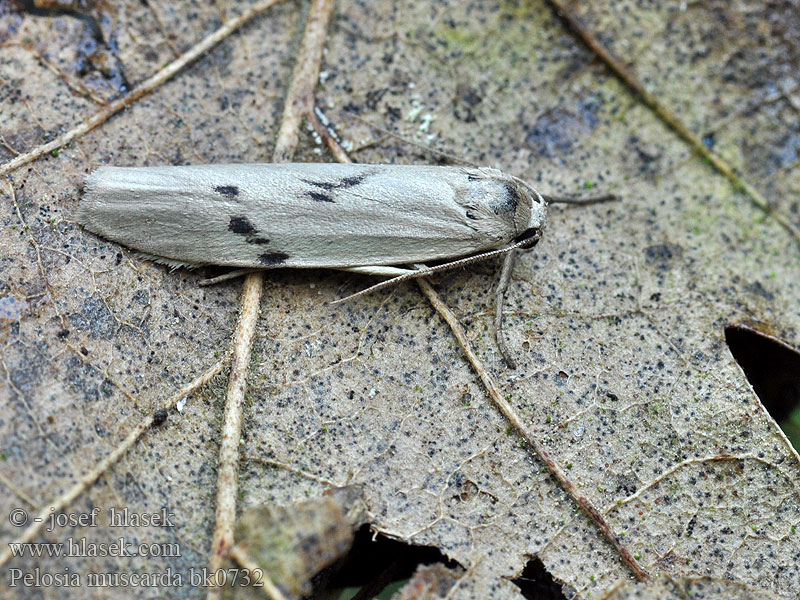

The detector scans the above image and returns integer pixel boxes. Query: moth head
[507,175,547,239]
[462,168,548,242]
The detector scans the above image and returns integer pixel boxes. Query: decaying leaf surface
[390,563,465,600]
[604,574,782,600]
[1,1,798,599]
[229,486,367,599]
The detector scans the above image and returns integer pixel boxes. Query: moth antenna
[509,175,617,206]
[341,112,480,168]
[330,232,542,305]
[543,194,618,205]
[510,175,545,205]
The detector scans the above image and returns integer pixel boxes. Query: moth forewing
[80,163,545,271]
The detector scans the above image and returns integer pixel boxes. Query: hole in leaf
[725,323,800,449]
[511,556,568,600]
[320,525,461,600]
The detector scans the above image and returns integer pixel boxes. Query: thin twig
[493,249,518,368]
[208,273,264,588]
[414,278,650,582]
[246,456,340,487]
[546,0,800,244]
[312,68,650,584]
[0,0,287,178]
[0,0,287,570]
[308,107,351,163]
[272,0,335,162]
[0,467,36,507]
[229,545,289,600]
[0,355,228,568]
[206,1,335,598]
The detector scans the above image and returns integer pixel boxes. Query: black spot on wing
[338,174,366,188]
[503,182,520,212]
[259,251,289,265]
[299,174,368,203]
[215,185,240,197]
[301,174,367,191]
[229,216,256,235]
[302,179,336,190]
[491,182,520,216]
[308,191,334,203]
[466,209,480,220]
[229,216,269,245]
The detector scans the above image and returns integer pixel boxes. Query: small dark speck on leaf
[385,106,401,120]
[152,409,168,426]
[365,88,388,110]
[645,243,683,267]
[743,280,774,301]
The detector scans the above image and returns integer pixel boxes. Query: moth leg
[199,268,261,286]
[493,249,518,369]
[331,265,424,304]
[341,265,417,277]
[332,234,542,305]
[200,265,415,287]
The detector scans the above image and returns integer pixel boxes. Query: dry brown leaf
[1,1,799,599]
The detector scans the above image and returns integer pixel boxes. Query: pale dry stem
[414,278,651,582]
[311,67,650,583]
[0,355,228,568]
[0,0,287,178]
[0,0,285,574]
[229,545,289,600]
[208,272,264,593]
[206,1,335,598]
[546,0,800,244]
